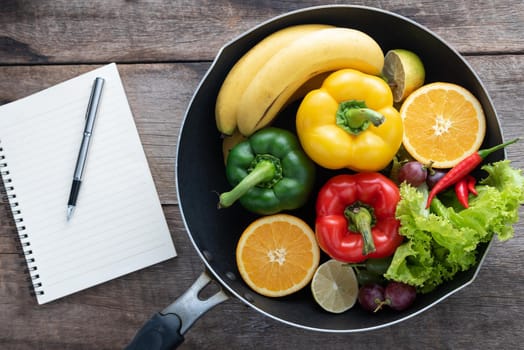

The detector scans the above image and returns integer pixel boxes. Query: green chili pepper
[349,256,393,286]
[354,268,386,286]
[218,127,316,215]
[364,256,393,275]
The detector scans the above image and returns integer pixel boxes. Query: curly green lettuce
[385,160,524,293]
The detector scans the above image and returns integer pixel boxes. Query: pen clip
[84,77,104,124]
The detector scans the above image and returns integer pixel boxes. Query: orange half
[236,214,320,297]
[400,82,486,168]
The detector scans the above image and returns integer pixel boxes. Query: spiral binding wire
[0,141,44,296]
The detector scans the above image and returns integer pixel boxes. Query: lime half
[382,49,425,103]
[311,259,359,313]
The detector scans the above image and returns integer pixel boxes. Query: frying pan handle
[125,271,229,350]
[124,312,184,350]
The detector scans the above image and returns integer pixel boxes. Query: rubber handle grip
[125,313,184,350]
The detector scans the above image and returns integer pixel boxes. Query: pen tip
[67,206,74,221]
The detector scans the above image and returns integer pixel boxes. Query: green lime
[310,259,359,313]
[382,49,425,103]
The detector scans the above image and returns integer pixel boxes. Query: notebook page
[0,63,176,304]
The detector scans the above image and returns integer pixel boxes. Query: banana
[236,27,385,136]
[215,24,334,135]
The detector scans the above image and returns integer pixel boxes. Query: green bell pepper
[219,127,316,215]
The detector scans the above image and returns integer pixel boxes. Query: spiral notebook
[0,63,176,304]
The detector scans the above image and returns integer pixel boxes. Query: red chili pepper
[454,177,471,208]
[426,138,518,208]
[454,175,478,208]
[467,175,478,196]
[315,173,403,263]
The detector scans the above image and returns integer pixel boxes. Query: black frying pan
[126,5,505,349]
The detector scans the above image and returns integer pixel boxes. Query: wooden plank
[0,1,522,65]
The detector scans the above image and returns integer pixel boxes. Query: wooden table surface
[1,1,523,349]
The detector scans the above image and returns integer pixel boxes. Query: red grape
[384,282,417,311]
[358,284,385,312]
[426,169,447,189]
[398,161,427,187]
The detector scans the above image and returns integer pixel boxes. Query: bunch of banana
[215,24,334,136]
[215,24,384,136]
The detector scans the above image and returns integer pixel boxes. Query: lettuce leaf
[385,160,524,293]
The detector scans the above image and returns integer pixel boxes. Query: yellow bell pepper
[296,68,403,172]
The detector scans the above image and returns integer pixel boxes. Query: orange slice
[236,214,320,297]
[400,82,486,168]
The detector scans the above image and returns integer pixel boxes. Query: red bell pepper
[315,173,403,263]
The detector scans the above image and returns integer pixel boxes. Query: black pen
[67,77,104,220]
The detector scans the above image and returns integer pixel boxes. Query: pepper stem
[218,160,275,208]
[344,206,377,256]
[478,138,519,159]
[336,100,385,135]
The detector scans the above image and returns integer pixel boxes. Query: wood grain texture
[0,0,522,65]
[0,1,523,349]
